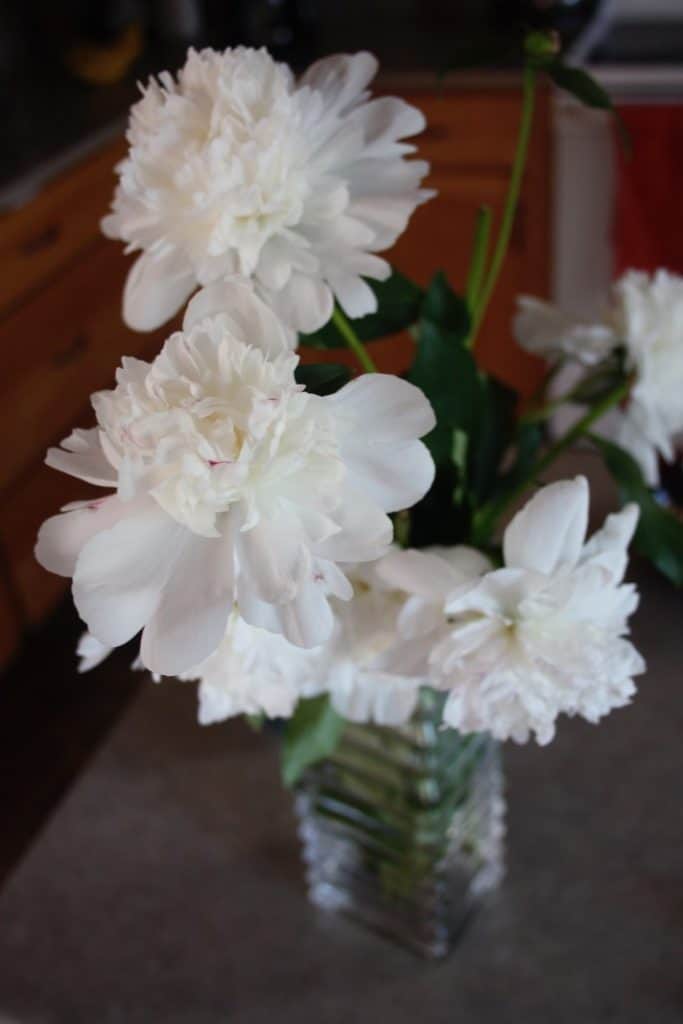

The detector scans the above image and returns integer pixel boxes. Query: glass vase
[294,688,505,959]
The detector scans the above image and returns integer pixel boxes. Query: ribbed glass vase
[294,688,505,959]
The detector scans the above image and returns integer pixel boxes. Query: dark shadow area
[0,600,141,887]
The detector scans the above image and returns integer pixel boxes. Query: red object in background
[614,105,683,275]
[615,105,683,501]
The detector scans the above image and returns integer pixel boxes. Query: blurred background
[0,0,682,881]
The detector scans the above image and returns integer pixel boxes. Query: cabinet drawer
[0,240,169,493]
[0,138,125,317]
[399,89,528,172]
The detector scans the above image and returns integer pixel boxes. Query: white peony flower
[514,270,683,485]
[36,280,435,676]
[177,611,325,724]
[188,562,428,729]
[513,296,615,366]
[74,564,422,728]
[375,544,494,676]
[320,561,426,727]
[428,477,644,744]
[610,270,683,484]
[103,46,433,334]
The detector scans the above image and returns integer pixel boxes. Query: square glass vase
[294,688,505,959]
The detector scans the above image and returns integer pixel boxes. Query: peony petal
[371,677,420,726]
[267,272,334,333]
[444,568,542,618]
[123,249,196,332]
[35,494,134,577]
[239,572,335,649]
[580,503,639,583]
[315,486,392,562]
[348,192,433,249]
[237,506,311,604]
[238,554,350,650]
[278,575,336,648]
[513,296,615,365]
[376,632,435,677]
[299,52,378,117]
[331,373,436,443]
[72,506,184,647]
[434,545,493,580]
[45,429,116,487]
[235,582,284,635]
[503,477,589,575]
[327,272,378,318]
[76,631,114,673]
[183,277,295,354]
[341,437,434,513]
[140,530,234,675]
[345,97,427,158]
[378,548,461,600]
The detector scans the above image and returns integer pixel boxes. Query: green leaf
[244,712,265,732]
[468,375,517,504]
[410,462,472,548]
[421,271,470,336]
[294,363,351,396]
[470,421,544,547]
[298,271,423,348]
[280,695,344,788]
[407,317,480,465]
[545,61,631,154]
[593,436,683,587]
[546,62,613,110]
[499,422,544,494]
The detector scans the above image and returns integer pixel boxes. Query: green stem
[393,509,412,548]
[332,306,377,373]
[473,379,629,545]
[465,206,493,334]
[469,66,537,349]
[527,358,566,410]
[521,383,585,424]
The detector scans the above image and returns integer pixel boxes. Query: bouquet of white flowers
[34,33,682,957]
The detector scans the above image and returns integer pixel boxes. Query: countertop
[0,560,681,1023]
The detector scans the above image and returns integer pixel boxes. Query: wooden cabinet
[0,138,168,649]
[0,141,126,318]
[0,80,552,666]
[386,84,550,394]
[300,82,551,393]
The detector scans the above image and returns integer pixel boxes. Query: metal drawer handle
[52,332,88,367]
[20,224,62,256]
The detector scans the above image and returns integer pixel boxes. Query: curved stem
[521,383,586,424]
[332,306,377,374]
[472,379,629,545]
[465,206,493,335]
[468,66,537,349]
